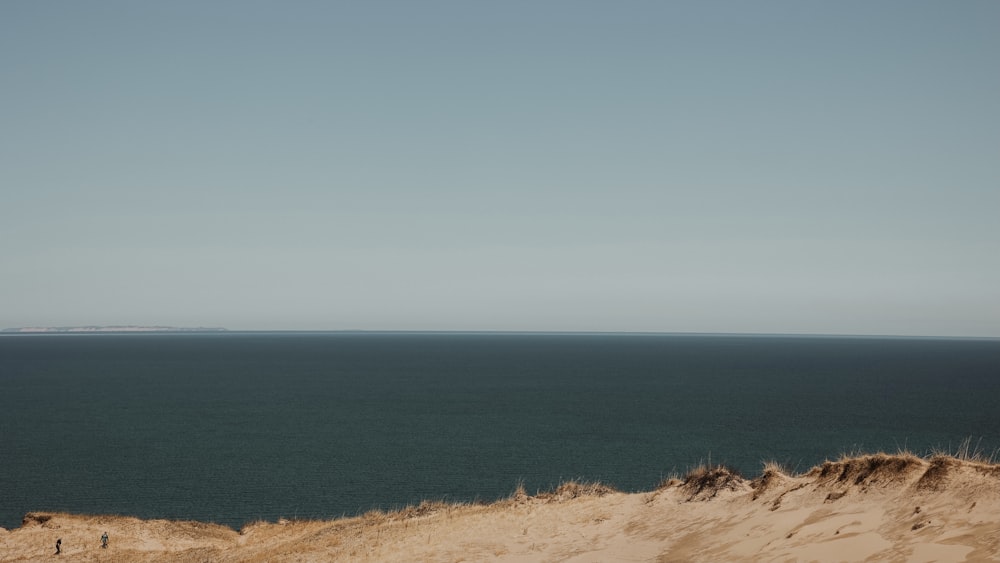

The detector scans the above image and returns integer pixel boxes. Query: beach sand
[3,453,999,562]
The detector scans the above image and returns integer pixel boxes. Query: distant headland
[1,326,229,333]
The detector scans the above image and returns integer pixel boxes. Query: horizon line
[3,327,998,341]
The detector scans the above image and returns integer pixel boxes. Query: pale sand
[3,454,999,562]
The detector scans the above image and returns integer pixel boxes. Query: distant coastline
[1,325,228,333]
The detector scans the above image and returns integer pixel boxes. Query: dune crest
[3,453,999,562]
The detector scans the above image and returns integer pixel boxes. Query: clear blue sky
[2,1,998,336]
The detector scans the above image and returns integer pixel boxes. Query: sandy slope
[3,454,999,562]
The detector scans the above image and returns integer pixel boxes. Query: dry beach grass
[2,452,1000,562]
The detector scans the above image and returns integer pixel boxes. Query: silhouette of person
[55,538,61,555]
[101,532,109,548]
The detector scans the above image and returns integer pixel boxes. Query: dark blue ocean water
[1,332,998,530]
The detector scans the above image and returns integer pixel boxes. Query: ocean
[1,332,998,530]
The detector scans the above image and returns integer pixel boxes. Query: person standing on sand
[101,531,109,548]
[55,538,61,555]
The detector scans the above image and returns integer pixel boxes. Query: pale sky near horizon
[2,1,998,337]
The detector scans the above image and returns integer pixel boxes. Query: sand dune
[3,453,999,562]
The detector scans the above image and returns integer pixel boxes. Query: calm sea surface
[1,332,998,530]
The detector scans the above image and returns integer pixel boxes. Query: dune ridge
[2,452,999,562]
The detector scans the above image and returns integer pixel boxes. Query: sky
[2,1,998,336]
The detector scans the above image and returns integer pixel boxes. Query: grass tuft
[930,437,998,464]
[680,463,746,501]
[526,479,620,503]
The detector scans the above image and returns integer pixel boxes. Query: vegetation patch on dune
[811,452,924,489]
[678,464,748,501]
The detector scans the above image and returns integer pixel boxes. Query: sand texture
[3,453,999,562]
